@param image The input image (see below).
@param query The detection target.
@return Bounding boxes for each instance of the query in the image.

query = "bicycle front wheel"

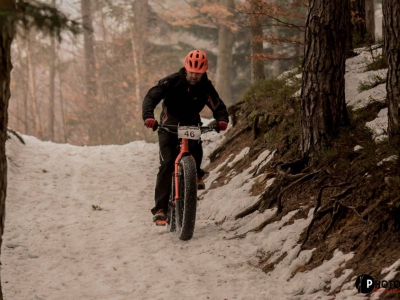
[175,156,197,241]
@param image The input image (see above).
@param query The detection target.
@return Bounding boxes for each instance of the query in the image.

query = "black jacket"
[142,68,229,126]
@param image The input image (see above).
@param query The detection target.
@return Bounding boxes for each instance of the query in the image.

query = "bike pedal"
[155,220,167,226]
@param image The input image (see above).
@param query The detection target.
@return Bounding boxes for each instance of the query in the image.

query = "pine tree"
[383,0,400,143]
[301,0,349,158]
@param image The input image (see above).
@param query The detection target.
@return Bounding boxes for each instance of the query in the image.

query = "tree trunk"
[382,1,387,57]
[365,0,375,42]
[48,0,56,141]
[383,1,400,143]
[346,0,354,58]
[133,0,149,94]
[80,0,98,144]
[57,50,67,143]
[0,1,16,298]
[124,0,141,104]
[123,0,150,141]
[132,0,151,141]
[216,0,235,106]
[351,0,367,46]
[301,0,349,158]
[24,28,42,138]
[250,0,265,82]
[15,36,28,132]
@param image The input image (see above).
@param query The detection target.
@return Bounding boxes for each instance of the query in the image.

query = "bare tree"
[365,0,375,42]
[49,0,56,141]
[15,36,28,132]
[250,0,265,82]
[301,0,349,158]
[81,0,98,143]
[216,0,235,106]
[383,0,400,143]
[133,0,150,96]
[24,28,42,138]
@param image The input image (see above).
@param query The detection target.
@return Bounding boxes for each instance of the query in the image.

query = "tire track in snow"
[3,136,269,300]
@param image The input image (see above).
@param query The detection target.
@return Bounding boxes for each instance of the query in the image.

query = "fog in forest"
[8,0,380,146]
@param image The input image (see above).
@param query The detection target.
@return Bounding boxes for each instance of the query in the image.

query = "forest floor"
[203,48,400,299]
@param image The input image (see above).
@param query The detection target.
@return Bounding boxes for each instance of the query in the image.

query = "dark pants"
[151,131,204,215]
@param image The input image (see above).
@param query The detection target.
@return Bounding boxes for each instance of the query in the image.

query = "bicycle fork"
[173,138,194,206]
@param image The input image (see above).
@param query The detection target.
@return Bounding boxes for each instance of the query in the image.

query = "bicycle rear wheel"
[175,156,197,241]
[167,174,176,232]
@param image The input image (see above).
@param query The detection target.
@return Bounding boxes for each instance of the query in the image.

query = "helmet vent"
[184,50,208,73]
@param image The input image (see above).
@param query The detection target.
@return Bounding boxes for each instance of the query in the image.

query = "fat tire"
[167,174,176,232]
[175,156,197,240]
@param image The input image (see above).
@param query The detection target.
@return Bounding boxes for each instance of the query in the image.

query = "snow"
[2,132,365,299]
[370,258,400,300]
[2,45,393,299]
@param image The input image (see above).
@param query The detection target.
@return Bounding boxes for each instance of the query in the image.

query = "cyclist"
[142,50,229,225]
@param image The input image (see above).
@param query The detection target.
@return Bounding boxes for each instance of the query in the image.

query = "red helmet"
[184,50,208,73]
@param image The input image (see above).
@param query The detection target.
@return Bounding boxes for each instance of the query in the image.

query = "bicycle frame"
[156,123,218,238]
[174,137,192,202]
[157,123,217,204]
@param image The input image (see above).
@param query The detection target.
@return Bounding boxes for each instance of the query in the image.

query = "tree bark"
[216,0,235,106]
[346,1,354,58]
[133,0,149,95]
[351,0,367,46]
[250,0,265,82]
[383,1,400,142]
[124,0,150,141]
[365,0,375,42]
[301,0,349,158]
[58,51,67,143]
[15,36,28,132]
[24,28,42,138]
[48,0,56,141]
[0,1,16,298]
[80,0,98,144]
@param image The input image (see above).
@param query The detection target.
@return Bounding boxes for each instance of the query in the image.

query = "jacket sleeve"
[205,80,229,123]
[142,77,171,121]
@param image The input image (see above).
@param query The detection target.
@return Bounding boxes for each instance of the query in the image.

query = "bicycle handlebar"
[155,123,220,134]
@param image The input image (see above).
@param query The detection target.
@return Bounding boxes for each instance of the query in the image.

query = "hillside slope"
[199,46,399,299]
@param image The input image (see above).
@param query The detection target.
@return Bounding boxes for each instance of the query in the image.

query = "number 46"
[184,131,195,137]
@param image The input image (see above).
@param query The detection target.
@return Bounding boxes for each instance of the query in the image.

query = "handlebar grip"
[153,122,159,131]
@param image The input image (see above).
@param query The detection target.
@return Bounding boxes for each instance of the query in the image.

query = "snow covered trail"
[2,135,268,300]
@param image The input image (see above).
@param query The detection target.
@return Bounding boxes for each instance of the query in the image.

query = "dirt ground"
[204,97,400,298]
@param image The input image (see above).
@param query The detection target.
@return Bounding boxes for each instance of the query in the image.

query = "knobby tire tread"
[176,156,197,240]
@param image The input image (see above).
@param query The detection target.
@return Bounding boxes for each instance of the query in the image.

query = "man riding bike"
[142,50,229,225]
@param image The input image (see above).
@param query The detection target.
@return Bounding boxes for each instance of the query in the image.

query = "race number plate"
[177,126,201,140]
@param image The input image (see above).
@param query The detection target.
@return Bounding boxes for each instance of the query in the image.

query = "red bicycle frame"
[173,138,194,202]
[156,123,217,204]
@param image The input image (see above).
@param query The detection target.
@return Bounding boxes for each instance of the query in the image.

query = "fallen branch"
[227,210,279,240]
[235,199,262,220]
[322,202,341,238]
[302,206,334,247]
[8,129,25,145]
